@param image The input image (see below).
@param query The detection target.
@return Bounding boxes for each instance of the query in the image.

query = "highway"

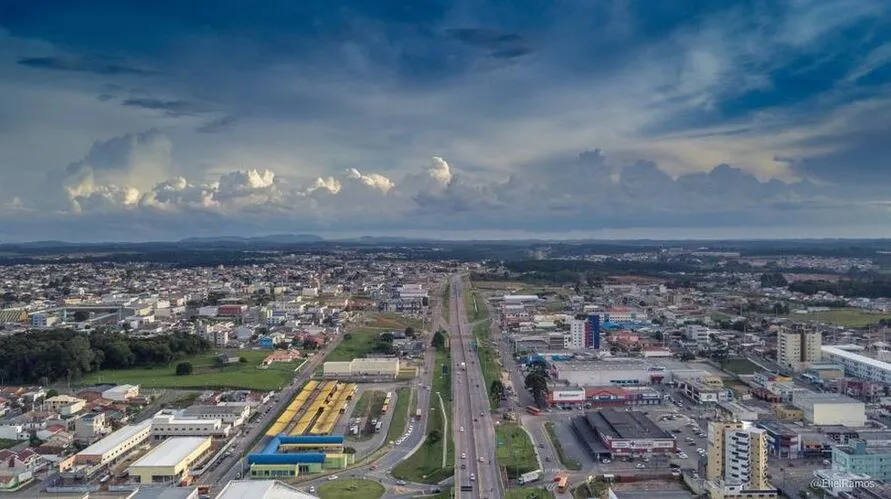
[450,276,503,499]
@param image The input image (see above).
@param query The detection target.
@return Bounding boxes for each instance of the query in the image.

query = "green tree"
[404,326,416,338]
[175,362,193,376]
[45,389,59,398]
[73,310,90,322]
[427,429,441,445]
[431,330,446,349]
[489,380,505,404]
[524,371,549,407]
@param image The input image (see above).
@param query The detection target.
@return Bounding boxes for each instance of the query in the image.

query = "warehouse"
[554,359,664,387]
[74,420,152,466]
[792,392,866,427]
[150,410,232,439]
[323,358,400,378]
[580,408,676,457]
[128,436,212,484]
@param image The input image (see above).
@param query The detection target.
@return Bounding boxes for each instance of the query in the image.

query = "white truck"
[518,469,542,485]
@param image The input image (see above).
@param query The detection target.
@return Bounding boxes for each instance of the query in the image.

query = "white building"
[102,384,139,402]
[0,424,28,441]
[565,318,586,350]
[323,358,401,378]
[180,405,250,426]
[149,410,231,439]
[821,345,891,384]
[791,392,866,427]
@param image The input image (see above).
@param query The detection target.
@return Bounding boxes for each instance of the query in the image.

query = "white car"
[327,475,338,481]
[601,459,611,464]
[461,453,467,459]
[470,474,476,481]
[460,426,464,432]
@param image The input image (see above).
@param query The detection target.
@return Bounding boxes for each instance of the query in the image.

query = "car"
[309,486,316,493]
[636,464,646,469]
[461,464,466,469]
[396,480,407,485]
[461,453,467,459]
[601,459,611,464]
[470,474,476,481]
[460,426,465,432]
[327,475,339,481]
[479,457,485,463]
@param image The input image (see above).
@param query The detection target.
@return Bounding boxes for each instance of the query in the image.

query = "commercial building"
[127,436,212,484]
[755,421,801,458]
[74,420,152,467]
[831,440,891,482]
[679,379,733,404]
[246,435,353,479]
[102,384,140,402]
[554,359,666,387]
[216,480,319,499]
[777,326,822,372]
[791,392,866,427]
[548,388,587,406]
[706,421,776,499]
[181,405,250,426]
[578,408,675,457]
[821,346,891,384]
[150,410,232,439]
[322,358,401,378]
[566,314,601,350]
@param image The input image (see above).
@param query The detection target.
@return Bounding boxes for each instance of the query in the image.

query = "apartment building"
[706,421,777,499]
[777,326,822,372]
[821,346,891,384]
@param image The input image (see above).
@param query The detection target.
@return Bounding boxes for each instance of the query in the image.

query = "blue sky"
[1,0,890,241]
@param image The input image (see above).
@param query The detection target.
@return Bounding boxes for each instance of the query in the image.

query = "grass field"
[0,439,18,450]
[326,327,382,362]
[368,312,423,331]
[545,422,581,471]
[442,282,450,324]
[572,481,608,499]
[465,289,488,322]
[472,321,501,408]
[318,479,384,499]
[386,387,412,444]
[78,350,297,390]
[793,308,891,328]
[496,424,538,478]
[505,488,554,499]
[721,358,761,375]
[393,347,454,483]
[471,280,525,291]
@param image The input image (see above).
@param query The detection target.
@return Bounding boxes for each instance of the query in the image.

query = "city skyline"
[2,1,891,241]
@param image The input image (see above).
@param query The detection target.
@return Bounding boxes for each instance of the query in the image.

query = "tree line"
[789,278,891,299]
[0,329,211,384]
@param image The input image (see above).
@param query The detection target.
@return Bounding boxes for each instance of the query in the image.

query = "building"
[755,421,801,459]
[548,387,587,406]
[579,408,675,457]
[180,405,250,426]
[247,435,353,479]
[554,359,665,387]
[777,326,822,372]
[216,480,319,499]
[43,395,87,416]
[150,410,231,439]
[678,379,733,404]
[74,420,152,467]
[706,421,776,499]
[74,412,110,442]
[566,314,601,350]
[791,392,866,427]
[821,346,891,384]
[102,384,140,402]
[832,440,891,482]
[323,358,401,378]
[127,436,212,484]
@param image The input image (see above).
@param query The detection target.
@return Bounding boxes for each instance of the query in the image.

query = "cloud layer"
[1,0,890,241]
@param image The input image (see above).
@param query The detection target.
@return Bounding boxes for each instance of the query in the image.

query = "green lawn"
[505,488,555,499]
[386,387,412,444]
[465,289,488,322]
[326,328,382,362]
[572,482,608,499]
[318,479,384,499]
[496,424,539,478]
[441,282,451,324]
[0,439,18,450]
[722,358,761,375]
[393,348,454,483]
[368,312,424,332]
[78,350,298,390]
[545,422,581,471]
[794,308,891,328]
[472,321,501,409]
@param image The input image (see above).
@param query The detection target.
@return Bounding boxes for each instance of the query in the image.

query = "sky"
[1,0,891,242]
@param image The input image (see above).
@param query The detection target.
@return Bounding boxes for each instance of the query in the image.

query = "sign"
[647,366,666,373]
[552,390,586,402]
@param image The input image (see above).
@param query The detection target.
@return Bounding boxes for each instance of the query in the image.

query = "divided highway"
[450,276,503,499]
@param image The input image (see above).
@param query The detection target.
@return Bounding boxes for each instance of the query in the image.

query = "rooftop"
[822,346,891,372]
[792,391,863,406]
[216,480,318,499]
[77,420,151,458]
[586,408,672,440]
[129,437,210,468]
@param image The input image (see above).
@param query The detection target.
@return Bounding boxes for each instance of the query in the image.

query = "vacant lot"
[369,312,423,331]
[393,348,453,483]
[79,350,297,390]
[796,308,891,328]
[722,358,761,375]
[326,327,383,362]
[496,425,538,478]
[545,422,581,470]
[318,479,384,499]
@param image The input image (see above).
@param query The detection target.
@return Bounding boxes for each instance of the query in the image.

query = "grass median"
[545,422,581,471]
[505,488,554,499]
[495,424,539,478]
[386,387,412,443]
[392,347,454,483]
[471,321,501,408]
[441,282,450,324]
[465,289,488,322]
[318,479,384,499]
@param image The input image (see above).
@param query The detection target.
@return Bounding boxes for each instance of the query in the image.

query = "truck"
[518,469,542,485]
[460,362,466,370]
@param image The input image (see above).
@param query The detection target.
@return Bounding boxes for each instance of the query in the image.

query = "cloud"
[120,98,205,116]
[198,115,238,133]
[17,56,156,76]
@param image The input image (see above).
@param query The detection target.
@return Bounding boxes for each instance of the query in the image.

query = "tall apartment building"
[566,314,601,350]
[706,421,776,499]
[777,326,822,372]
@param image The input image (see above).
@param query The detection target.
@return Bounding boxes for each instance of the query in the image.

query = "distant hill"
[179,234,325,244]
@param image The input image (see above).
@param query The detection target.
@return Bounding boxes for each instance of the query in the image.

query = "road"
[451,276,503,499]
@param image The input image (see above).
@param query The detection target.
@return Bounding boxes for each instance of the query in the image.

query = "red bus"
[526,406,541,415]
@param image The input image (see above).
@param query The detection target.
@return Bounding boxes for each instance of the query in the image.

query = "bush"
[175,361,193,376]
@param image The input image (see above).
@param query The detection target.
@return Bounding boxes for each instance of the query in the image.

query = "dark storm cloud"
[17,56,157,76]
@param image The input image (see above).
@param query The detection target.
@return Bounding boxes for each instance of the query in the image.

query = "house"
[258,335,276,349]
[102,384,139,402]
[0,448,44,473]
[74,412,110,442]
[217,353,241,365]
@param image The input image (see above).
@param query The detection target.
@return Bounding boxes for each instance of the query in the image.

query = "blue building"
[586,314,601,349]
[832,440,891,482]
[258,335,275,349]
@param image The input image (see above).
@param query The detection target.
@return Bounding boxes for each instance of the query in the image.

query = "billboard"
[552,390,586,402]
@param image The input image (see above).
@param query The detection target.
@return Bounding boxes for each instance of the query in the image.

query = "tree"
[45,389,59,398]
[431,330,446,349]
[427,429,441,445]
[679,351,696,362]
[524,371,549,407]
[175,362,193,376]
[489,380,505,404]
[404,326,416,338]
[73,310,90,322]
[238,357,247,363]
[302,338,317,350]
